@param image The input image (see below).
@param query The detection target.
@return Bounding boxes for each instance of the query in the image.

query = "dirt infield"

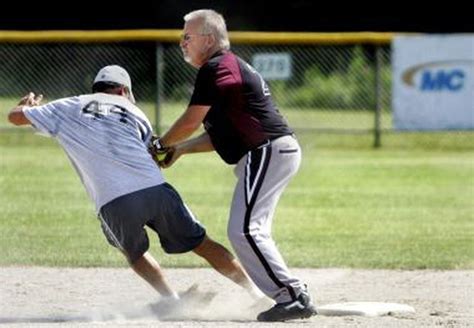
[0,267,472,327]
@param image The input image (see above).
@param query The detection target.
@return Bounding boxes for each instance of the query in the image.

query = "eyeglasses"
[181,33,211,42]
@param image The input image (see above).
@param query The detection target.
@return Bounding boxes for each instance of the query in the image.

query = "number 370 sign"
[252,53,292,80]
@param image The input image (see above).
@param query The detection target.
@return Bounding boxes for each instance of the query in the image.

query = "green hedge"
[273,47,392,110]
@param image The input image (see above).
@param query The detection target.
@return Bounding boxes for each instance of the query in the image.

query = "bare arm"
[177,132,214,154]
[159,132,214,168]
[7,93,43,126]
[160,105,210,147]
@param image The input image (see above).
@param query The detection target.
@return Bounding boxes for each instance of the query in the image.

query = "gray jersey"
[23,93,164,211]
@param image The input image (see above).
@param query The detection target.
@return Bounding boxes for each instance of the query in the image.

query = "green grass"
[1,128,473,269]
[158,102,474,151]
[1,99,473,268]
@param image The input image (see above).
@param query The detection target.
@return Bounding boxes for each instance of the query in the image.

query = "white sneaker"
[148,284,216,319]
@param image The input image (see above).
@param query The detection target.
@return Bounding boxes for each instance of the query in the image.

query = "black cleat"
[257,290,317,322]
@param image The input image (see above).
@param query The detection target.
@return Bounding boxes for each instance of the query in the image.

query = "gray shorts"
[98,183,206,263]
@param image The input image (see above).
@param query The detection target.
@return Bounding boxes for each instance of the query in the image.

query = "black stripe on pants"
[243,145,297,301]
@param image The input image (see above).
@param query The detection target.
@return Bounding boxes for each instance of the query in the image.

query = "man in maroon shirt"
[152,9,317,322]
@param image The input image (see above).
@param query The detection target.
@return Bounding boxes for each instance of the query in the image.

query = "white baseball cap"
[93,65,135,103]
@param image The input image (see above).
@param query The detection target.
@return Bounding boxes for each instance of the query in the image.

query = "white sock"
[249,287,266,300]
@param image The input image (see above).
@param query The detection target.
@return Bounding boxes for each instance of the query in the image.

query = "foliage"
[273,46,392,110]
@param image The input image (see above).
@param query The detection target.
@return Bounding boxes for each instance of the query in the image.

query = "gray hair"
[184,9,230,50]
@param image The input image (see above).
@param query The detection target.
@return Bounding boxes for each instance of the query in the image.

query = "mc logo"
[420,70,465,91]
[402,60,473,92]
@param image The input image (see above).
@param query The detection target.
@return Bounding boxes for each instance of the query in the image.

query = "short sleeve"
[189,64,217,106]
[23,97,78,137]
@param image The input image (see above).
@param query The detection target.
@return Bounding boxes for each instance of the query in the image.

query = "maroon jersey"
[189,51,293,164]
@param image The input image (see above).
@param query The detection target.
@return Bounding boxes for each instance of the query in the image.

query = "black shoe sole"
[257,307,317,322]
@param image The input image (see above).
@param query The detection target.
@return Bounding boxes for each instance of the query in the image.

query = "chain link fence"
[159,43,392,134]
[0,33,471,149]
[0,42,155,102]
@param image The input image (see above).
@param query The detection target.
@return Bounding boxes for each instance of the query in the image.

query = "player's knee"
[123,249,144,265]
[120,239,150,265]
[192,235,213,256]
[227,227,246,247]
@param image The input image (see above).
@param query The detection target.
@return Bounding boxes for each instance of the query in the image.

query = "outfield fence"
[0,31,471,148]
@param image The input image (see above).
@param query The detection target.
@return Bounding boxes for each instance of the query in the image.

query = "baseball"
[155,152,167,162]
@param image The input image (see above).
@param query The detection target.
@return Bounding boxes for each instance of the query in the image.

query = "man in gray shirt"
[8,65,261,311]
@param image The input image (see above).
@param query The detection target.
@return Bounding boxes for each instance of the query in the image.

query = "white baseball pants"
[228,135,306,303]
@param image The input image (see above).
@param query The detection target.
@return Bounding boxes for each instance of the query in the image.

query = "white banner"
[252,53,292,80]
[392,35,474,130]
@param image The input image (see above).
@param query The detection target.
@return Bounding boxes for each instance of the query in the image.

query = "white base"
[318,302,415,317]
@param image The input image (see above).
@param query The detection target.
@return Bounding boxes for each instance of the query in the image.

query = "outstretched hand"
[19,92,43,107]
[158,146,182,168]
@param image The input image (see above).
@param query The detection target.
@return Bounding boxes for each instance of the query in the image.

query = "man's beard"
[183,54,192,64]
[182,48,207,67]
